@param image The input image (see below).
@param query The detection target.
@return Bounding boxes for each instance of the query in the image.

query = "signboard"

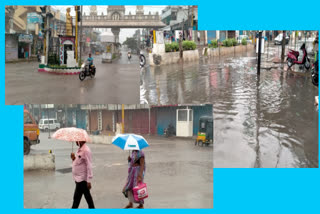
[175,30,182,39]
[27,13,43,24]
[27,13,43,31]
[156,31,164,44]
[18,34,33,43]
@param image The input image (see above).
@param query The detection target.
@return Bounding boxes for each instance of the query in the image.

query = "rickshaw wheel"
[198,140,203,147]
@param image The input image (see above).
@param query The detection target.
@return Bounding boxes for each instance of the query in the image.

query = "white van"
[39,118,61,131]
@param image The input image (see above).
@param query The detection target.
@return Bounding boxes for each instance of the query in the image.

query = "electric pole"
[79,6,83,64]
[257,31,262,75]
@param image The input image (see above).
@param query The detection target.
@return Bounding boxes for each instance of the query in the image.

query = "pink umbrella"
[52,127,91,152]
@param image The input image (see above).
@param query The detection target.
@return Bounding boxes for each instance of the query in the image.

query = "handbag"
[133,182,148,201]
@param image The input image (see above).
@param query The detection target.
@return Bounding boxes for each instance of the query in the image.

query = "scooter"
[287,43,310,69]
[164,124,176,138]
[79,60,96,81]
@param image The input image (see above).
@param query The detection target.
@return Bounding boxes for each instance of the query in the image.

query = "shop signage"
[19,34,33,43]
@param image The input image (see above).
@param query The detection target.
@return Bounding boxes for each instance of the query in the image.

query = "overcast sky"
[53,5,167,42]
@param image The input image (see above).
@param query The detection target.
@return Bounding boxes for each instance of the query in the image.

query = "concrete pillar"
[111,28,120,44]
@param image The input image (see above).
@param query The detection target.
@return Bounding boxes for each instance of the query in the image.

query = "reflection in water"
[141,50,318,168]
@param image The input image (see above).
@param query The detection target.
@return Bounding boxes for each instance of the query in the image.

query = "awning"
[160,25,171,31]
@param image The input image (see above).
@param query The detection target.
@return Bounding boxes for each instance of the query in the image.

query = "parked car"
[237,35,252,44]
[24,109,40,155]
[39,118,61,131]
[274,33,290,45]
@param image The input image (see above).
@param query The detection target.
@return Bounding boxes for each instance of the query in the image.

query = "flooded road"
[5,48,140,105]
[24,133,213,208]
[141,45,318,168]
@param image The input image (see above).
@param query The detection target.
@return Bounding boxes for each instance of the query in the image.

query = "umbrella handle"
[72,142,74,153]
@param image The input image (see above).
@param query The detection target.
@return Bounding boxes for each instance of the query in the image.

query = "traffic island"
[24,153,55,171]
[149,44,200,66]
[38,64,81,75]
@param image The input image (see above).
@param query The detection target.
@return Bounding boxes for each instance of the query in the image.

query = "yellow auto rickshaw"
[195,116,213,146]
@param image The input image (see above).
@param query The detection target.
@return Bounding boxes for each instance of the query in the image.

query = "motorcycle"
[164,124,176,138]
[311,52,318,87]
[287,43,310,69]
[79,60,96,81]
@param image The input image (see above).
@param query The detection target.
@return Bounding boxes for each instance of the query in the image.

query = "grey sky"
[52,6,167,42]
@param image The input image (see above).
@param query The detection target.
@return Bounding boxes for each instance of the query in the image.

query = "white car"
[39,118,61,131]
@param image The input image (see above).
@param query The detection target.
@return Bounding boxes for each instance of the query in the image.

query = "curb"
[38,66,81,75]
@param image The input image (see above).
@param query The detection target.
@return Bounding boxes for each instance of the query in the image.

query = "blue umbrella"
[112,134,149,150]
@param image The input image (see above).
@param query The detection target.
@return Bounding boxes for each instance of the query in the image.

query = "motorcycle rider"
[87,53,94,73]
[87,53,94,66]
[127,49,131,60]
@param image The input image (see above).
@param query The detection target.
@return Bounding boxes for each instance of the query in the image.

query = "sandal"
[136,204,144,209]
[124,203,133,208]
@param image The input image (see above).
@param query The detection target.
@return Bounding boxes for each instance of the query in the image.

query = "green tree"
[123,37,139,53]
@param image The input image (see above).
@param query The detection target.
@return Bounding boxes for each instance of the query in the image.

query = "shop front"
[18,34,33,59]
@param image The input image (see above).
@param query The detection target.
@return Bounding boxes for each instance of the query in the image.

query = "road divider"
[90,135,113,145]
[24,153,55,171]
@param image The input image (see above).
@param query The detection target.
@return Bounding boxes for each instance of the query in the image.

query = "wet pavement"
[24,133,213,208]
[140,43,318,168]
[6,49,141,105]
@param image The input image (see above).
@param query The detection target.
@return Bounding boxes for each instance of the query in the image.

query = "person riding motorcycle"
[127,49,132,60]
[87,53,94,66]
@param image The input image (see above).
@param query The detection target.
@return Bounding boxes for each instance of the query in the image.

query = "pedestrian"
[71,141,95,209]
[123,150,146,209]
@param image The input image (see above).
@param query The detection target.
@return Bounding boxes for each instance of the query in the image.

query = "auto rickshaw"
[195,116,213,146]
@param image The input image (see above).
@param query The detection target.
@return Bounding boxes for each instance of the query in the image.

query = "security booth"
[58,35,75,65]
[176,108,193,137]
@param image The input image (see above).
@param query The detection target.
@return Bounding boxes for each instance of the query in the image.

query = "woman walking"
[123,150,146,209]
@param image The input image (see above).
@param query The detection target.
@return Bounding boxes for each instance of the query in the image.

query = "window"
[24,113,33,124]
[44,120,49,124]
[178,110,187,121]
[49,120,54,124]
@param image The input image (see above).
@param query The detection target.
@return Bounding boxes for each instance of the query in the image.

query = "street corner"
[24,153,55,171]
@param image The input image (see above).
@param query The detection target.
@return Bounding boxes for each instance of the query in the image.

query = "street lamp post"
[45,10,50,65]
[79,6,83,64]
[75,6,79,63]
